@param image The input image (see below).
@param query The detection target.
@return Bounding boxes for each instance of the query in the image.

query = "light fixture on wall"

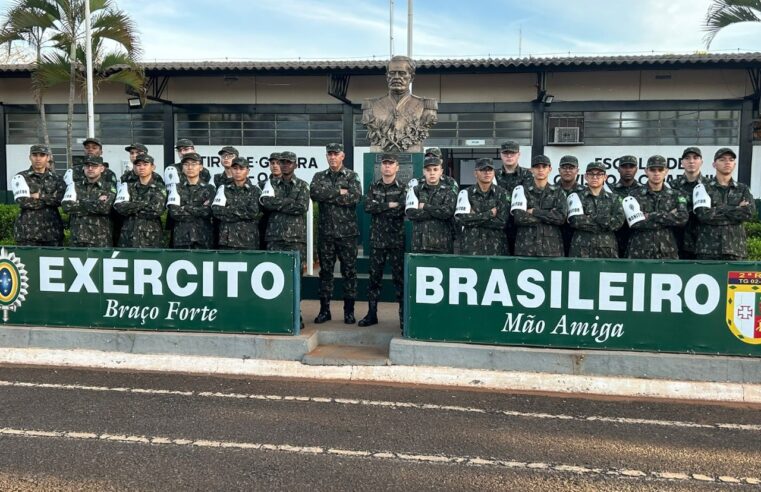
[127,96,143,109]
[542,93,554,105]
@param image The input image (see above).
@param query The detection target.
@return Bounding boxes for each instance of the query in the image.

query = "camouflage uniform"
[310,166,362,300]
[261,176,310,269]
[258,173,280,249]
[513,183,567,257]
[214,172,235,188]
[61,176,116,247]
[496,165,532,254]
[113,176,167,248]
[626,186,689,259]
[568,189,625,258]
[14,168,65,246]
[169,181,216,249]
[212,182,262,250]
[73,164,118,188]
[612,181,641,258]
[364,178,406,302]
[560,183,584,257]
[671,174,709,259]
[694,178,756,260]
[407,180,457,253]
[455,184,510,256]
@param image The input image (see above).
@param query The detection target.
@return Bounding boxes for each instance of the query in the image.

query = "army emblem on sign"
[726,271,761,345]
[0,248,29,322]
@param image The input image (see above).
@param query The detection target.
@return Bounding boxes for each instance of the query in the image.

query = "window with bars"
[6,112,165,145]
[354,112,533,147]
[175,113,343,146]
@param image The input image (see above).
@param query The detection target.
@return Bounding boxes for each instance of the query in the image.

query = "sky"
[3,0,761,61]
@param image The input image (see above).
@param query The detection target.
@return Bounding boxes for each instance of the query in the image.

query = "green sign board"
[405,254,761,357]
[0,247,300,334]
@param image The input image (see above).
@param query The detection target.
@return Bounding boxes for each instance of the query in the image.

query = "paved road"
[0,365,759,491]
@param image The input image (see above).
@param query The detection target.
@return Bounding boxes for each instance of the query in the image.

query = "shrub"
[744,220,761,239]
[748,237,761,261]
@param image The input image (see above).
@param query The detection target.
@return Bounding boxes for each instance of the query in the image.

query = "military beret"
[500,141,520,153]
[714,147,737,160]
[134,154,154,164]
[231,157,250,168]
[424,147,443,158]
[646,155,667,168]
[218,146,239,157]
[181,152,203,163]
[531,154,551,167]
[618,155,638,167]
[585,161,606,173]
[124,143,148,153]
[175,138,194,149]
[475,158,496,170]
[326,143,344,152]
[29,144,51,155]
[380,153,399,162]
[423,156,442,167]
[559,155,578,167]
[83,137,102,147]
[280,151,297,162]
[681,147,701,159]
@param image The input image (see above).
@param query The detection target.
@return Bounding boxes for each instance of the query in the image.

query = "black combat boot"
[343,299,356,324]
[314,297,331,324]
[357,300,378,327]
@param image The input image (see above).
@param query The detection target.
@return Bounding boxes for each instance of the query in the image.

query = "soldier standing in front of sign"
[495,141,532,254]
[78,137,118,188]
[612,155,641,257]
[407,156,458,253]
[358,153,406,328]
[671,147,709,259]
[171,139,211,184]
[694,148,756,260]
[454,158,510,256]
[114,154,166,248]
[557,155,583,256]
[626,155,689,259]
[258,152,282,249]
[169,152,215,249]
[61,155,116,248]
[212,157,262,250]
[214,146,239,188]
[310,143,362,324]
[567,162,625,258]
[13,144,65,246]
[513,155,567,257]
[121,143,148,183]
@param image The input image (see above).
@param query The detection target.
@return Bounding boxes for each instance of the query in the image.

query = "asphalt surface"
[0,365,759,491]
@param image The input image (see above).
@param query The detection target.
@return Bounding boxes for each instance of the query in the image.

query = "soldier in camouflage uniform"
[212,157,262,250]
[214,146,239,188]
[171,139,211,184]
[455,158,510,256]
[424,147,458,192]
[567,162,625,258]
[169,153,216,249]
[626,155,689,259]
[13,144,65,246]
[74,137,118,188]
[61,155,116,247]
[258,152,282,249]
[612,155,642,258]
[310,143,362,324]
[495,141,532,254]
[671,147,709,259]
[260,151,310,267]
[408,156,457,253]
[557,155,583,256]
[114,154,167,248]
[121,143,148,182]
[695,148,756,260]
[513,155,568,257]
[358,153,406,328]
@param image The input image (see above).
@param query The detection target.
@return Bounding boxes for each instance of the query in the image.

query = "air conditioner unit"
[552,126,580,144]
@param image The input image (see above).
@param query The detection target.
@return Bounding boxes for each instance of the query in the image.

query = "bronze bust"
[361,56,438,153]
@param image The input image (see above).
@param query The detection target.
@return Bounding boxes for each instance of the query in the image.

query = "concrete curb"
[0,347,759,404]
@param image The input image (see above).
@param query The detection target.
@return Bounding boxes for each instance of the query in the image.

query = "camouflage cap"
[83,137,102,147]
[134,154,154,164]
[531,154,551,167]
[424,147,443,158]
[218,146,239,157]
[618,155,638,167]
[500,141,520,153]
[231,156,250,168]
[84,155,104,165]
[585,161,606,173]
[423,156,442,167]
[280,151,297,162]
[646,155,667,169]
[326,143,344,152]
[475,158,496,170]
[559,155,579,167]
[175,138,194,149]
[380,153,399,163]
[269,152,282,161]
[681,146,702,159]
[714,147,737,160]
[29,144,51,155]
[181,152,203,163]
[124,143,148,153]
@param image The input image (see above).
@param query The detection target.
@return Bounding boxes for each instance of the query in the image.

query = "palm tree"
[704,0,761,48]
[0,0,143,165]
